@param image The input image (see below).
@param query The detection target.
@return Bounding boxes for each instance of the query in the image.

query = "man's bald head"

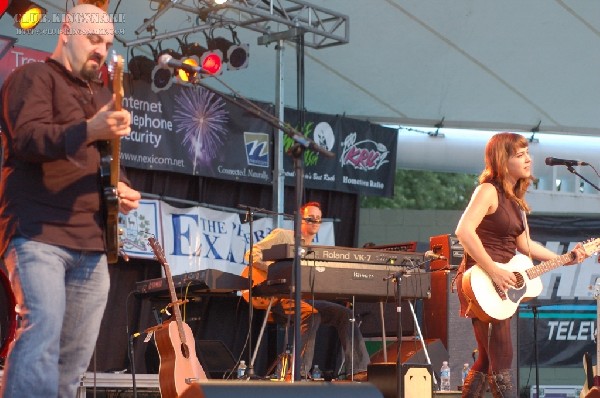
[53,3,114,81]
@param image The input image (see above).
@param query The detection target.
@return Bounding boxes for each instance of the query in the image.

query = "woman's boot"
[487,369,517,398]
[461,370,487,398]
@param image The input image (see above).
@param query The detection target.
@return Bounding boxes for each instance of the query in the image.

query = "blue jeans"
[1,237,110,398]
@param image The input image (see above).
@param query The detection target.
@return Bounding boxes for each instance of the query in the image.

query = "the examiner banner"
[119,199,335,276]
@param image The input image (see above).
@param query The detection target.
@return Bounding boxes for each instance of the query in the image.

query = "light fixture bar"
[126,0,348,49]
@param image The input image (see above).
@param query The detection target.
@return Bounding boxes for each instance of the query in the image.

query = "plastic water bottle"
[440,361,451,391]
[237,360,247,379]
[311,364,322,380]
[461,363,470,386]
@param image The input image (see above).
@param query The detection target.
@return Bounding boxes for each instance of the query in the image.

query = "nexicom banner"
[120,199,335,277]
[120,78,397,197]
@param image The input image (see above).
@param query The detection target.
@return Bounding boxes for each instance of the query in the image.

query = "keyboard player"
[243,201,370,380]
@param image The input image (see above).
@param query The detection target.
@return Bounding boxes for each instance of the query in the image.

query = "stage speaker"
[195,340,236,379]
[355,301,415,337]
[367,363,433,398]
[369,338,448,378]
[423,270,475,389]
[181,380,384,398]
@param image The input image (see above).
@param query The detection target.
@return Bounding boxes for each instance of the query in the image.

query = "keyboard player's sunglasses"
[303,217,322,224]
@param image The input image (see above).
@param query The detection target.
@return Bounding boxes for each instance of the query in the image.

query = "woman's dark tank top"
[464,183,525,269]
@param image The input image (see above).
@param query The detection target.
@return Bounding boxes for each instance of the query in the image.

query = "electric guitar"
[148,237,207,398]
[462,238,600,322]
[581,278,600,398]
[100,52,124,264]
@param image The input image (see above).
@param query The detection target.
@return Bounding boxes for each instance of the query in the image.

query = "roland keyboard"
[253,259,431,302]
[262,244,424,266]
[135,269,249,297]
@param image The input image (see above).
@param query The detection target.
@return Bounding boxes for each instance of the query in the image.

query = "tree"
[361,169,478,210]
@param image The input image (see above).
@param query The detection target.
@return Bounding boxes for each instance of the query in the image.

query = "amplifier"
[429,234,464,270]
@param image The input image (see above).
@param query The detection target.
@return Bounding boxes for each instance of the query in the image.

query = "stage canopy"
[1,1,600,137]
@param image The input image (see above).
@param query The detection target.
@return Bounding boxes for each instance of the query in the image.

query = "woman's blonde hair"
[479,132,534,212]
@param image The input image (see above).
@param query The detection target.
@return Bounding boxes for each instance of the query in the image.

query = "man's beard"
[80,60,101,81]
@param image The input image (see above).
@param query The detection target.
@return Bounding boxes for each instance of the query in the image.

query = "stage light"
[151,64,173,92]
[1,1,9,18]
[200,50,222,75]
[207,36,249,71]
[179,41,222,76]
[128,55,155,82]
[226,43,249,70]
[6,0,46,30]
[176,56,200,82]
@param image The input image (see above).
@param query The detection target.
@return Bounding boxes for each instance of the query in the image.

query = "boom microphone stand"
[184,74,333,382]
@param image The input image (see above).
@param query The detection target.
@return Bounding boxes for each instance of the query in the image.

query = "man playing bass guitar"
[0,4,140,397]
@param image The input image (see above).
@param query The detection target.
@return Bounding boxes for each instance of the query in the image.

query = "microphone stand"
[565,165,600,192]
[384,269,406,398]
[532,305,540,398]
[242,205,256,379]
[237,204,292,377]
[183,75,333,382]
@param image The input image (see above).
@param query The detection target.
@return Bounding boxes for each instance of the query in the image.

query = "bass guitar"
[148,237,207,398]
[462,238,600,322]
[100,52,124,264]
[581,278,600,398]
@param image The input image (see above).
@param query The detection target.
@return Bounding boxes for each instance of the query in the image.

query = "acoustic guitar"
[100,52,124,264]
[240,265,273,310]
[148,237,207,398]
[581,278,600,398]
[462,238,600,322]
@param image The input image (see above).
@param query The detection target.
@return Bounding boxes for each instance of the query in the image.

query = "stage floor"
[0,371,495,397]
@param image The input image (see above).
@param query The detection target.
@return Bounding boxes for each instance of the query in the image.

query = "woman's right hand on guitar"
[490,265,517,291]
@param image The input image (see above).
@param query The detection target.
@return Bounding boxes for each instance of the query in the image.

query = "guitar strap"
[519,206,534,261]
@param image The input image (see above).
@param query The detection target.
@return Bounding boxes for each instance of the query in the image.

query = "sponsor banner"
[119,78,396,197]
[120,79,274,184]
[513,234,600,368]
[283,110,397,197]
[118,199,335,276]
[518,304,596,367]
[0,51,396,197]
[0,35,49,83]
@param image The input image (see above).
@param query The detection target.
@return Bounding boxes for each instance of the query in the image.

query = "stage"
[72,372,495,398]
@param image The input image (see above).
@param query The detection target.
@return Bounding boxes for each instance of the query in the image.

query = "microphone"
[424,250,446,261]
[158,54,202,74]
[545,157,589,166]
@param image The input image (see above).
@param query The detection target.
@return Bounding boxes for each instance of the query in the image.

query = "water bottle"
[440,361,451,391]
[461,363,470,386]
[237,360,247,379]
[311,364,322,380]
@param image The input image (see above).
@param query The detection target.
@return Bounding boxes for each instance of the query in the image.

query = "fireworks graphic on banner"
[173,86,229,174]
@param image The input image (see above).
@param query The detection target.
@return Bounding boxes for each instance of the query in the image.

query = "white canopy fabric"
[3,0,600,136]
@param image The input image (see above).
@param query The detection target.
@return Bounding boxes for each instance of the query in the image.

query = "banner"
[516,235,600,368]
[0,45,397,197]
[119,199,335,276]
[119,78,397,197]
[0,35,49,83]
[283,110,397,197]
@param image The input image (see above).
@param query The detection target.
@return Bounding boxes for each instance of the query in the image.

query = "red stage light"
[201,51,223,75]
